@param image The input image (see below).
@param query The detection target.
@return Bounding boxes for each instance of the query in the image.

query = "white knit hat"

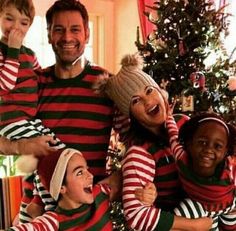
[37,148,83,201]
[93,52,167,116]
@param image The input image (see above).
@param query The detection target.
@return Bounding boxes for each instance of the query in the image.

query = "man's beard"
[53,42,83,67]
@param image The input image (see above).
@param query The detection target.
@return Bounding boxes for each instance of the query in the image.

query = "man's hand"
[15,136,59,156]
[135,182,157,206]
[0,135,58,156]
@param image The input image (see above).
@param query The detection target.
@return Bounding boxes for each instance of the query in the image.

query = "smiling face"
[0,4,31,44]
[59,153,94,209]
[187,121,228,177]
[130,86,167,134]
[48,10,89,66]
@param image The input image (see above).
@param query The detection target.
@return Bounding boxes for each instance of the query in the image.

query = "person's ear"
[85,27,90,44]
[60,185,66,195]
[48,32,52,44]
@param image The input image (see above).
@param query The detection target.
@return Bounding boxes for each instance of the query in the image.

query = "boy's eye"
[214,143,224,150]
[197,139,207,146]
[5,16,13,21]
[21,22,29,26]
[76,170,83,176]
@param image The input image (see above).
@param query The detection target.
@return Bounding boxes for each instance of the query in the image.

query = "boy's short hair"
[46,0,89,30]
[0,0,35,23]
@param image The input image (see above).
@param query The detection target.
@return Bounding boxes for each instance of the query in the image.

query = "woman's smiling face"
[130,86,167,133]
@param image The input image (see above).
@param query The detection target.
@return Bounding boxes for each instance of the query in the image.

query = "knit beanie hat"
[37,148,83,201]
[93,52,168,116]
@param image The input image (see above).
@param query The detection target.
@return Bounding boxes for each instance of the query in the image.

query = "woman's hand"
[135,182,157,206]
[167,98,177,116]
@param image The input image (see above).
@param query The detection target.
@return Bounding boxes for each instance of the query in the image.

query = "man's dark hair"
[46,0,89,30]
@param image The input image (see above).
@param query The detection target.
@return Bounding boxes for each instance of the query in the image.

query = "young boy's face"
[0,4,31,43]
[60,153,94,209]
[187,121,228,177]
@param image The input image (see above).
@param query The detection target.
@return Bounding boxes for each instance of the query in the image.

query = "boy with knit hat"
[7,148,113,230]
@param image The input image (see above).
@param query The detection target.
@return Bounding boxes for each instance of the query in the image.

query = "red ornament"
[190,71,206,91]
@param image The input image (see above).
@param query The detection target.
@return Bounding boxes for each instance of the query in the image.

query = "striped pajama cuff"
[0,119,65,149]
[174,198,219,231]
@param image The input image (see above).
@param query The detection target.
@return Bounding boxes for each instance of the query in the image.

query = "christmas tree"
[136,0,236,124]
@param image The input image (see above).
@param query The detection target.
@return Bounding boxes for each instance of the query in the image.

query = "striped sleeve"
[99,183,111,195]
[122,146,174,231]
[112,107,130,141]
[0,48,20,91]
[7,212,59,231]
[166,115,185,160]
[32,54,41,70]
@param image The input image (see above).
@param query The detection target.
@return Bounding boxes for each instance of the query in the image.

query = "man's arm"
[0,136,58,156]
[0,136,19,155]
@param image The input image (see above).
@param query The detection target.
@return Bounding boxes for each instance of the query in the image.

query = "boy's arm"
[99,170,157,205]
[112,106,130,142]
[0,48,20,91]
[7,211,58,231]
[170,216,212,231]
[166,114,186,160]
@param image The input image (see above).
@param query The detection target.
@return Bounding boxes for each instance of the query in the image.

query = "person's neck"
[142,123,162,136]
[55,56,87,79]
[58,197,82,210]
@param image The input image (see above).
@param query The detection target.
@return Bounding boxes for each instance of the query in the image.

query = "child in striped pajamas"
[7,148,114,231]
[0,0,65,223]
[93,52,213,231]
[7,148,157,231]
[0,0,64,147]
[166,111,236,230]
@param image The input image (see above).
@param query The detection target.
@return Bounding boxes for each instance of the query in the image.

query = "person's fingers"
[144,182,157,197]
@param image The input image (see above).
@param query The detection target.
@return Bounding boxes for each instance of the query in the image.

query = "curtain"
[137,0,155,43]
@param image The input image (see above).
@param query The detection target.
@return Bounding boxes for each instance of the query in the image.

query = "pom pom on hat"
[94,52,167,116]
[37,148,83,201]
[120,52,144,70]
[15,155,39,174]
